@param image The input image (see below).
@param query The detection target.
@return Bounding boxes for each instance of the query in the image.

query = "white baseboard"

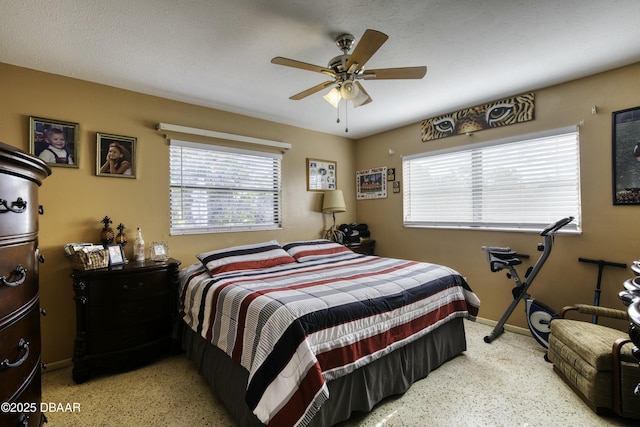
[473,316,530,336]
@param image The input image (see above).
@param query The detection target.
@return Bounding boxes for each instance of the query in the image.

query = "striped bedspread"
[179,253,480,427]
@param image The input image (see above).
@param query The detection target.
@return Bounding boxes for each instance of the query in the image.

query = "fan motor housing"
[328,54,350,73]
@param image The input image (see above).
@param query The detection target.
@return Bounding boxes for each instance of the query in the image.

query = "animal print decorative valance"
[421,92,535,141]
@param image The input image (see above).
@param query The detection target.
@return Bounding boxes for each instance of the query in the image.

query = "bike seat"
[489,255,522,272]
[488,248,517,260]
[482,246,524,272]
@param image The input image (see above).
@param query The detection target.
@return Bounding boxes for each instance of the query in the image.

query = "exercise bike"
[481,216,574,349]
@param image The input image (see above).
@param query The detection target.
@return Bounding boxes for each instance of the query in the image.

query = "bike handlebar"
[482,217,573,276]
[540,216,574,236]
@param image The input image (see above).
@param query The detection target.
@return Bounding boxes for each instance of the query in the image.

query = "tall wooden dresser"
[0,142,51,427]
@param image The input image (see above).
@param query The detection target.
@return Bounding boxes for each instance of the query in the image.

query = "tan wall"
[355,62,640,331]
[0,63,356,365]
[2,61,639,365]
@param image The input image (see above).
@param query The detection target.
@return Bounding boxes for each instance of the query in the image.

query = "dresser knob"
[0,264,27,287]
[0,338,30,369]
[123,282,144,291]
[40,308,47,316]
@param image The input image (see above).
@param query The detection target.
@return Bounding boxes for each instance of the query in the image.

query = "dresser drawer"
[0,173,40,238]
[87,294,172,331]
[0,361,42,427]
[83,270,171,303]
[0,299,41,403]
[87,318,171,354]
[0,241,38,321]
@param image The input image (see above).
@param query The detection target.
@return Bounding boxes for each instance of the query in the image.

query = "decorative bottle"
[133,227,145,262]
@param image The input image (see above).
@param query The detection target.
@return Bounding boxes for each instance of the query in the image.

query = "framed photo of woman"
[96,133,136,178]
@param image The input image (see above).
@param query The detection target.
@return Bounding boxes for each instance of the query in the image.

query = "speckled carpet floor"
[42,320,638,427]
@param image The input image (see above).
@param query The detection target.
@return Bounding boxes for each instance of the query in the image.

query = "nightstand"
[345,240,375,255]
[71,258,181,383]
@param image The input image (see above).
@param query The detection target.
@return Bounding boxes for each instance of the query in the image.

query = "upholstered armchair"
[548,304,640,419]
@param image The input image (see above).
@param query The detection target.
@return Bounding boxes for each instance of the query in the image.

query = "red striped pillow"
[282,240,356,263]
[197,240,295,275]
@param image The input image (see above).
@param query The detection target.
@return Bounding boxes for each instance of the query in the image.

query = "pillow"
[196,240,295,275]
[282,239,357,263]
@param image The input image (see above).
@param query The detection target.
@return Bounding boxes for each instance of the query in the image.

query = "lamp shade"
[322,190,346,213]
[323,87,341,109]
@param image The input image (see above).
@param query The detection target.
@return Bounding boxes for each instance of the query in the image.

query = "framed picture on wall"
[356,167,387,200]
[307,158,336,191]
[29,116,79,168]
[612,106,640,204]
[96,132,136,178]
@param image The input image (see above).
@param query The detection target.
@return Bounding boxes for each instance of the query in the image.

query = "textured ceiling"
[2,0,640,139]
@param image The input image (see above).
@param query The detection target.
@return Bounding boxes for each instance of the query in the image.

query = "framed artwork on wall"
[29,116,79,168]
[307,158,336,191]
[612,106,640,204]
[356,167,387,200]
[96,132,136,178]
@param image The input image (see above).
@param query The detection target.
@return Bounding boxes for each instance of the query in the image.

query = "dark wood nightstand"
[71,258,181,383]
[345,240,375,255]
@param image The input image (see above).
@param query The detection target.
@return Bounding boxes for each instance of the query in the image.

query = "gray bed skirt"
[180,317,467,427]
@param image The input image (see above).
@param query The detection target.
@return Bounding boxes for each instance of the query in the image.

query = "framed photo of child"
[96,132,137,178]
[29,116,79,168]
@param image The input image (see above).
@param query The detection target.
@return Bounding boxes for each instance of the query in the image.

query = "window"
[403,127,581,232]
[169,140,282,235]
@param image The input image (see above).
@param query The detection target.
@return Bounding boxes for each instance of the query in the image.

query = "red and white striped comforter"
[179,253,480,427]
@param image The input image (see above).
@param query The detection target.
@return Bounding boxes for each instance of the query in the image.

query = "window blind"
[403,127,581,232]
[169,140,282,234]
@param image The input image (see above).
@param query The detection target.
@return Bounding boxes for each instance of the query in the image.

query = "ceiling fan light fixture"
[339,80,359,100]
[352,91,370,108]
[323,87,341,108]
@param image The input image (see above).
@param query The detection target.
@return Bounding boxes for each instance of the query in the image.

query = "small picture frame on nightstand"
[150,242,170,261]
[106,244,125,266]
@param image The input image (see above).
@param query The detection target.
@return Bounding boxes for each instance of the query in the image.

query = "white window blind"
[169,140,282,234]
[403,127,581,232]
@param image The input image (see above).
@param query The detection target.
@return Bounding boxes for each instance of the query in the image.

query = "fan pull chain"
[344,99,349,133]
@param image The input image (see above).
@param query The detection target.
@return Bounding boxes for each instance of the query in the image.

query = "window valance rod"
[157,123,291,150]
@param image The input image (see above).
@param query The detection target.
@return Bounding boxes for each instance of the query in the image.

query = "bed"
[177,239,480,427]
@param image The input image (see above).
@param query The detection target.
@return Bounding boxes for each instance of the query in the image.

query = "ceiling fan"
[271,29,427,109]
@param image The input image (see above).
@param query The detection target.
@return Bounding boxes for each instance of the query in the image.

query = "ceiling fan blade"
[360,66,427,80]
[344,29,388,71]
[271,57,335,77]
[290,81,335,100]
